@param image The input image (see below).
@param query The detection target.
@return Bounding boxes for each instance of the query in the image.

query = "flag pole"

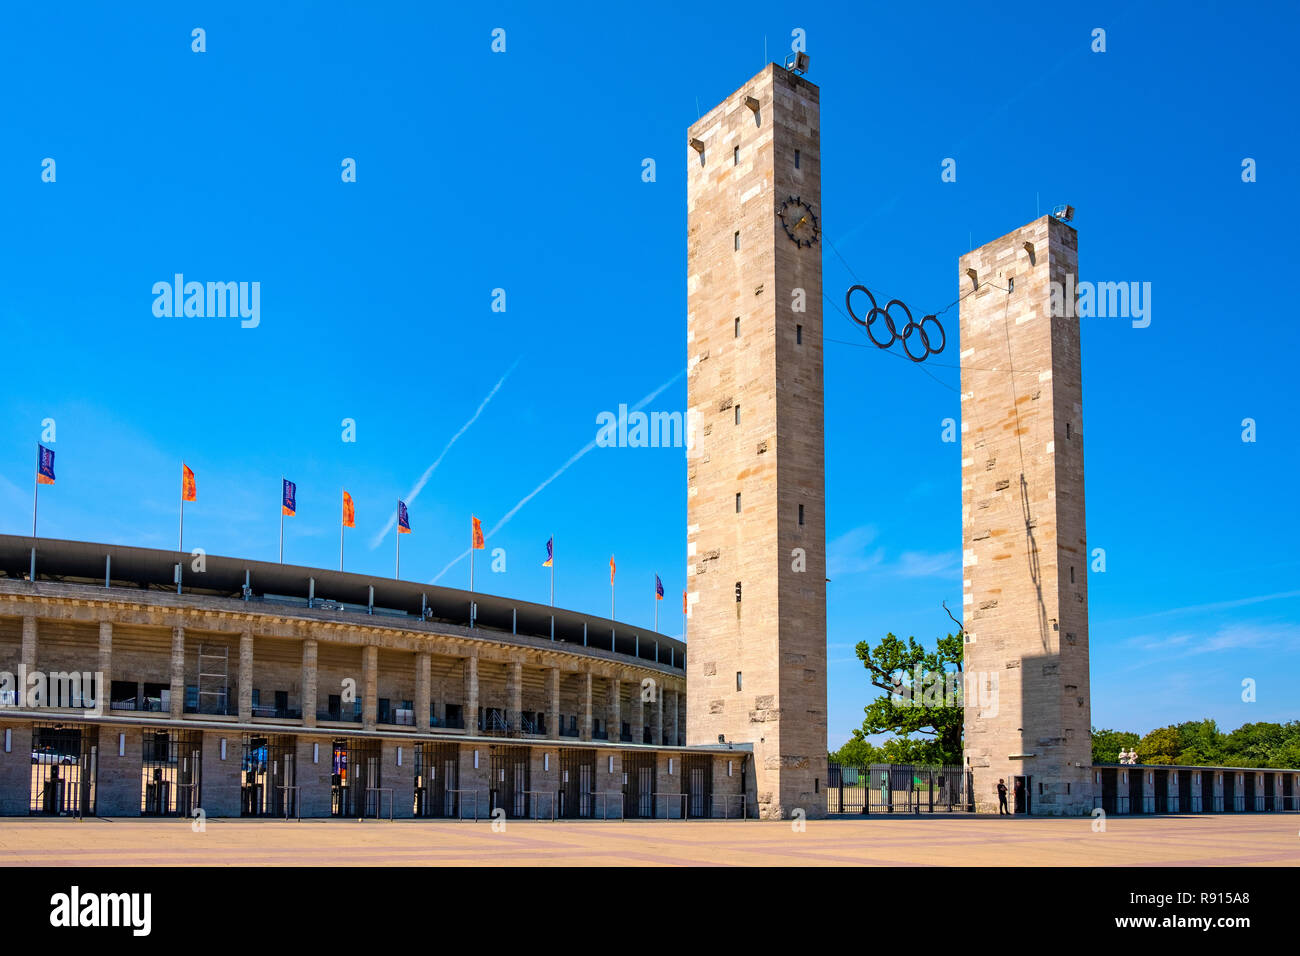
[179,463,185,554]
[470,520,475,593]
[278,477,284,563]
[339,490,344,572]
[654,576,658,632]
[550,532,554,607]
[395,504,401,579]
[31,465,38,540]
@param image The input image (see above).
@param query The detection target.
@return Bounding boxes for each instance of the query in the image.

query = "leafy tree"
[1173,719,1225,764]
[1136,726,1181,765]
[849,629,965,765]
[1091,727,1139,764]
[829,733,884,766]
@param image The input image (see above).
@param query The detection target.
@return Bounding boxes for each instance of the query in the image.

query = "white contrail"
[369,358,520,548]
[429,368,686,584]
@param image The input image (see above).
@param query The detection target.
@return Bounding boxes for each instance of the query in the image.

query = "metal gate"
[141,729,202,817]
[622,751,656,818]
[684,755,711,819]
[414,742,459,817]
[560,748,594,818]
[489,747,530,818]
[241,734,296,817]
[828,763,973,813]
[331,738,381,818]
[30,724,98,817]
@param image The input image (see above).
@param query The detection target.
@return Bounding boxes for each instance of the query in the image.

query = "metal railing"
[362,787,394,821]
[521,790,558,821]
[653,793,689,820]
[710,794,747,820]
[593,791,625,820]
[450,788,487,821]
[278,785,301,820]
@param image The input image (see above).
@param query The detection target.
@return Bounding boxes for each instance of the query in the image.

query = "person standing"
[997,778,1009,815]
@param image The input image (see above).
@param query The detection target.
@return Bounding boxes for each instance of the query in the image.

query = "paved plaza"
[1,814,1296,866]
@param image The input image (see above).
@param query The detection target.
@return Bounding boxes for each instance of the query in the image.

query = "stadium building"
[0,535,748,819]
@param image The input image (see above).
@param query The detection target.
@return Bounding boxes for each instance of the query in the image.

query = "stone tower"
[685,64,828,819]
[959,215,1093,815]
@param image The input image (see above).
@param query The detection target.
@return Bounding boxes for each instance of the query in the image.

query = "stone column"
[97,621,112,710]
[581,671,593,741]
[362,644,377,730]
[608,678,622,742]
[547,668,560,739]
[655,680,665,746]
[301,639,318,728]
[169,626,185,719]
[21,616,37,676]
[630,678,644,744]
[507,661,522,732]
[238,631,253,721]
[414,652,431,731]
[671,689,680,746]
[463,656,478,732]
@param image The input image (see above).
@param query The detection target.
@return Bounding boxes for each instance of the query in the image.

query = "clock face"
[779,196,819,247]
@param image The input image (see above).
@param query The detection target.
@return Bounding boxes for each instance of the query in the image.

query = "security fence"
[827,763,974,814]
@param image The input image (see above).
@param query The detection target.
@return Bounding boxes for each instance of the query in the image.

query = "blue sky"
[2,2,1297,747]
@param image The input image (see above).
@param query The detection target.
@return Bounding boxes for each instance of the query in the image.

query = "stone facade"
[685,63,828,820]
[0,572,754,818]
[959,215,1093,814]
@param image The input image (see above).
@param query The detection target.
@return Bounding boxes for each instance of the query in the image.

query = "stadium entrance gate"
[141,729,201,817]
[331,738,381,818]
[241,734,296,817]
[489,746,530,818]
[30,723,97,817]
[559,748,594,818]
[414,741,459,817]
[622,751,656,818]
[826,763,974,813]
[684,754,711,818]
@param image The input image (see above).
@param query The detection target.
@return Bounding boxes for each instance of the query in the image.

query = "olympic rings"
[845,284,946,363]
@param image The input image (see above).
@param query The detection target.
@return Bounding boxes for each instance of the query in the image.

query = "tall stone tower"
[959,215,1092,815]
[685,64,828,819]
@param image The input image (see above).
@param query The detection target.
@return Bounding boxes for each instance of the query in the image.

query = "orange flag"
[182,464,197,502]
[342,491,355,529]
[471,515,485,549]
[610,555,616,584]
[682,590,687,614]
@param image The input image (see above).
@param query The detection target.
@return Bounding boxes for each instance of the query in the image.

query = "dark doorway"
[414,742,459,818]
[1284,775,1294,812]
[685,755,712,819]
[241,734,296,817]
[559,749,594,818]
[1244,773,1257,812]
[1153,770,1169,813]
[141,729,201,817]
[1127,769,1143,814]
[1263,774,1275,812]
[1177,770,1193,812]
[1100,768,1118,814]
[30,724,97,817]
[1013,775,1030,814]
[1222,772,1236,812]
[622,751,656,818]
[489,746,530,818]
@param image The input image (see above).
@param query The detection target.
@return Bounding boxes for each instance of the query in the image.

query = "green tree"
[829,733,884,766]
[1136,726,1181,764]
[1091,727,1139,764]
[1173,719,1224,765]
[849,629,965,765]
